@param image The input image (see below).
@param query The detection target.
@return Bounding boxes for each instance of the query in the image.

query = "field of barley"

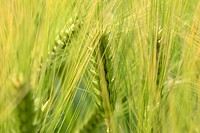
[0,0,200,133]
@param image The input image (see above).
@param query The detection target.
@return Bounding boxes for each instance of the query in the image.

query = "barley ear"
[37,14,83,81]
[11,74,41,133]
[87,32,116,133]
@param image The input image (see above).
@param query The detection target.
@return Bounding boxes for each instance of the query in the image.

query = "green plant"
[1,0,200,133]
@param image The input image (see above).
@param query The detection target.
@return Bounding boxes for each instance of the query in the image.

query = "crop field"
[0,0,200,132]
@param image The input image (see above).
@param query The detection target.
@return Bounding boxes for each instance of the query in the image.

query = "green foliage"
[1,0,200,133]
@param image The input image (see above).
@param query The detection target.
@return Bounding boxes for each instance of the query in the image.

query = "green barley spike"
[49,14,82,68]
[36,15,83,131]
[38,14,83,78]
[11,74,40,133]
[87,32,116,132]
[99,33,116,110]
[17,90,39,133]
